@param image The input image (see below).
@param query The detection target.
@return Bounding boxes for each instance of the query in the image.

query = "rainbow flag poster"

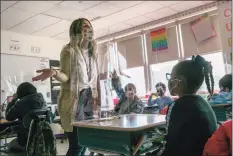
[150,27,168,53]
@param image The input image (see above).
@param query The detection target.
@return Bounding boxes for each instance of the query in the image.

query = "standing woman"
[32,18,99,156]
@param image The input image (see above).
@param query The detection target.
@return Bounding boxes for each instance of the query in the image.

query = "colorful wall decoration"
[150,27,168,53]
[218,1,232,67]
[190,13,216,43]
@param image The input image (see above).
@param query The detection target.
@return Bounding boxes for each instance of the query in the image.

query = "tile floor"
[1,138,93,156]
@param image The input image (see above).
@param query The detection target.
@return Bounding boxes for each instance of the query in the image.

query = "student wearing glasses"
[147,82,173,112]
[146,55,217,156]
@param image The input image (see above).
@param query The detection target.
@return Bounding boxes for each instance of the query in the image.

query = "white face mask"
[125,91,135,98]
[156,86,164,96]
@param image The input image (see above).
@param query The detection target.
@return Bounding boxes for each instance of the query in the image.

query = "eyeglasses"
[166,73,171,80]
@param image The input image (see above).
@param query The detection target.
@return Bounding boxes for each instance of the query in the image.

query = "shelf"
[51,83,61,87]
[50,59,61,104]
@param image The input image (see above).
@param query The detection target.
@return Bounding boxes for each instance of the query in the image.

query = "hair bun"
[192,55,206,67]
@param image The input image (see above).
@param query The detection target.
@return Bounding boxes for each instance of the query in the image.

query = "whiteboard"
[1,53,51,103]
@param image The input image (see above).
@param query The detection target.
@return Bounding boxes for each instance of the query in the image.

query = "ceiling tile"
[1,7,36,30]
[169,1,206,12]
[85,2,122,17]
[1,1,18,12]
[156,1,182,7]
[91,18,111,30]
[126,1,165,15]
[32,20,71,37]
[109,23,132,33]
[44,4,97,21]
[60,1,103,11]
[144,7,177,20]
[49,1,63,4]
[102,9,141,26]
[52,31,70,41]
[123,16,153,27]
[94,28,111,39]
[12,1,56,13]
[106,1,143,9]
[10,14,61,34]
[202,1,214,4]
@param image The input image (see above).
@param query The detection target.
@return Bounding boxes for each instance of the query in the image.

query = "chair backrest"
[23,109,50,151]
[212,107,227,122]
[23,109,50,130]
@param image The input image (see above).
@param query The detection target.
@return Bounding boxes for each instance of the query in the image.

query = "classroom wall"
[1,31,68,104]
[1,30,68,60]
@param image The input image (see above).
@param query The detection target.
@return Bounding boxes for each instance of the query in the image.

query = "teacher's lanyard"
[81,50,92,82]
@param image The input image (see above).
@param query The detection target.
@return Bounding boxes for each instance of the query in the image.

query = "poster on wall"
[190,13,216,43]
[150,27,168,53]
[40,57,49,69]
[39,57,50,85]
[218,1,232,67]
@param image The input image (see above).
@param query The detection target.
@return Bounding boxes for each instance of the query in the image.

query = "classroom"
[0,1,232,156]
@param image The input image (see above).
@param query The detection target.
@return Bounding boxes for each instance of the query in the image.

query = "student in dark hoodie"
[146,55,217,156]
[5,82,47,151]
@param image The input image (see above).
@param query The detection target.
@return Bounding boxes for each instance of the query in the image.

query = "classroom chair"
[0,109,50,155]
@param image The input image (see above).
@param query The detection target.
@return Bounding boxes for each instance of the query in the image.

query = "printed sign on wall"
[150,27,168,53]
[218,1,232,66]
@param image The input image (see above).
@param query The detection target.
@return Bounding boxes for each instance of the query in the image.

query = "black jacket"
[6,93,47,146]
[161,95,218,156]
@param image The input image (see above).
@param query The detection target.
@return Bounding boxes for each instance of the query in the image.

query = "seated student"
[219,74,232,93]
[147,82,173,112]
[203,119,232,156]
[209,74,232,104]
[111,70,144,115]
[146,55,217,156]
[5,82,47,151]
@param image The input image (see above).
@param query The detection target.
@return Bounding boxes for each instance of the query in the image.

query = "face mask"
[125,91,134,98]
[168,79,181,95]
[84,33,93,41]
[156,86,164,96]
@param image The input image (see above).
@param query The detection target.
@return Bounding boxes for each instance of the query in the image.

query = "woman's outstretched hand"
[32,69,56,81]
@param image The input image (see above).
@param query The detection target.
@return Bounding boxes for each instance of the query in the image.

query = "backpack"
[25,121,56,156]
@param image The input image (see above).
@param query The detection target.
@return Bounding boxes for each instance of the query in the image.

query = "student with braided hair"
[146,55,217,156]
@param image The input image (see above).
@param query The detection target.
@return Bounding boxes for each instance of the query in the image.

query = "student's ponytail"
[192,55,214,96]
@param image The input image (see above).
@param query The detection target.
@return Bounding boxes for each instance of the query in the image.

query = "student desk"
[71,114,166,155]
[211,104,232,121]
[0,119,18,131]
[0,119,18,149]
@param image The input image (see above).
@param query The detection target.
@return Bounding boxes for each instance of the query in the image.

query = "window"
[122,66,146,97]
[150,60,178,95]
[186,52,226,94]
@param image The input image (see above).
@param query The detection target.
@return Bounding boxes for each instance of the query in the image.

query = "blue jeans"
[65,127,86,156]
[66,88,93,156]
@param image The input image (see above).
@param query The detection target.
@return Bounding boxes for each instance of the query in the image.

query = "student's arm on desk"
[5,98,18,114]
[147,95,157,106]
[5,98,31,121]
